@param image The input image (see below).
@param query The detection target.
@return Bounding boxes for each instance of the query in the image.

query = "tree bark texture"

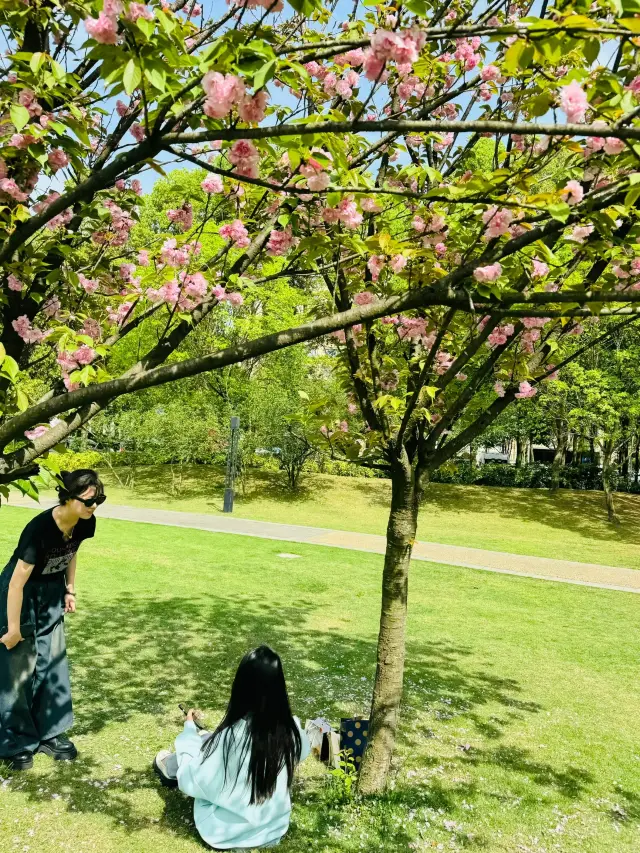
[358,454,418,795]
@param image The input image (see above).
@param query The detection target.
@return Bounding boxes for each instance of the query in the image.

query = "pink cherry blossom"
[390,255,407,273]
[225,291,244,307]
[515,381,537,399]
[137,249,150,266]
[494,381,506,397]
[127,3,154,21]
[131,179,143,196]
[337,199,363,229]
[167,203,193,232]
[473,263,502,283]
[78,273,99,294]
[47,149,70,172]
[354,290,377,305]
[603,137,625,156]
[561,180,584,205]
[25,426,48,441]
[0,178,29,203]
[481,65,501,82]
[412,215,426,233]
[130,123,145,142]
[202,72,245,119]
[532,259,549,278]
[367,256,385,281]
[568,224,594,243]
[43,296,61,318]
[116,100,128,117]
[238,91,269,124]
[219,219,250,248]
[362,49,386,81]
[84,12,119,44]
[228,139,260,178]
[74,344,97,366]
[482,206,513,240]
[559,80,588,123]
[267,227,294,256]
[7,274,23,292]
[202,174,224,194]
[12,315,45,344]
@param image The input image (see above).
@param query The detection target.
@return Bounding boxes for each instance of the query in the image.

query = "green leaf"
[503,40,525,75]
[253,59,276,91]
[527,90,553,118]
[0,355,19,381]
[30,52,46,73]
[624,185,640,208]
[621,0,640,15]
[619,16,640,32]
[288,150,301,172]
[155,8,176,34]
[137,17,155,38]
[123,59,142,95]
[16,388,29,412]
[286,0,323,14]
[298,390,310,400]
[519,44,535,69]
[10,103,30,132]
[50,59,66,82]
[14,479,39,501]
[548,202,571,223]
[144,66,166,92]
[583,38,600,65]
[404,0,428,14]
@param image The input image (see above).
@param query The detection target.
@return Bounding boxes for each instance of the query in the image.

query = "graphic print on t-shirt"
[41,542,80,576]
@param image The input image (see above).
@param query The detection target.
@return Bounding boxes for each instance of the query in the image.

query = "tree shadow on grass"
[0,593,603,851]
[418,483,640,550]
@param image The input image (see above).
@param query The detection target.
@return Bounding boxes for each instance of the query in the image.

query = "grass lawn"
[1,506,639,853]
[43,463,640,569]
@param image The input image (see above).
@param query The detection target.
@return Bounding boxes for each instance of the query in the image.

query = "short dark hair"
[57,469,104,505]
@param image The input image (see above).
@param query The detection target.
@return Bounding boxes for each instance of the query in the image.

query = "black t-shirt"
[1,508,96,586]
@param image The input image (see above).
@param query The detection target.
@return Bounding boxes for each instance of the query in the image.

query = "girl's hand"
[64,594,76,614]
[186,709,195,722]
[0,629,23,650]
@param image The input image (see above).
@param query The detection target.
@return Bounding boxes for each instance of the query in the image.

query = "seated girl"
[154,645,310,850]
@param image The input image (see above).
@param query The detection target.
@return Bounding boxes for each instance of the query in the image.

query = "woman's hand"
[64,593,76,614]
[0,629,23,650]
[186,709,195,722]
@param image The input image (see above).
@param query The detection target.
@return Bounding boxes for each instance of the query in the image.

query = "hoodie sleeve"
[175,722,223,801]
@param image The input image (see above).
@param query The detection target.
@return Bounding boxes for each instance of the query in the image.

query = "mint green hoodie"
[175,717,310,850]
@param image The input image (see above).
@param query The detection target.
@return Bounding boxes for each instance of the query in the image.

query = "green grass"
[1,505,640,852]
[51,463,640,569]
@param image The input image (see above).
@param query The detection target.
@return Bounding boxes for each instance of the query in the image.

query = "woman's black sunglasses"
[74,494,107,507]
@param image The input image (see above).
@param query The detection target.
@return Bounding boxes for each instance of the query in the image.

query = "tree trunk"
[602,439,619,525]
[550,421,567,493]
[571,433,579,466]
[515,435,524,468]
[634,435,639,486]
[358,454,418,795]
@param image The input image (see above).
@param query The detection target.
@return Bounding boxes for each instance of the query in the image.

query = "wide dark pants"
[0,578,73,757]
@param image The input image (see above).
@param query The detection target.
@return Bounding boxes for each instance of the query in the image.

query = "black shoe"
[37,736,78,761]
[1,751,34,771]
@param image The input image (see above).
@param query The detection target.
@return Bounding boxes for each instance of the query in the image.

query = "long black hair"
[201,646,302,804]
[57,469,104,504]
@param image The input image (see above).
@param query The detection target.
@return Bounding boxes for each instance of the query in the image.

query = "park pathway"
[7,497,640,593]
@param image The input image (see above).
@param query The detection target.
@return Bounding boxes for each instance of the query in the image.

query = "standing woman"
[0,469,105,770]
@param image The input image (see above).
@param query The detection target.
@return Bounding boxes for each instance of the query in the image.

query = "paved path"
[7,497,640,594]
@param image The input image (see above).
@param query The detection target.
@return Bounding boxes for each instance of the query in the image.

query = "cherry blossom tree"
[2,0,640,791]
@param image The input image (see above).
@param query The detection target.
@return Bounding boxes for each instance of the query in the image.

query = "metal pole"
[223,416,240,513]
